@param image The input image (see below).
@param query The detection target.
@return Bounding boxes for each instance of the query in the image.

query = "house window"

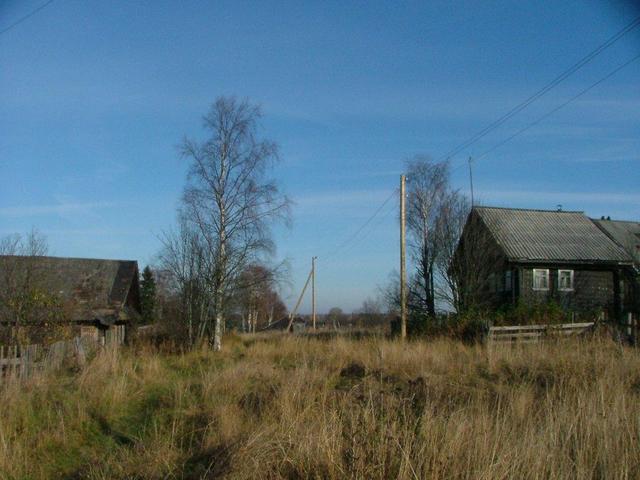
[532,269,549,290]
[505,271,512,292]
[558,270,574,291]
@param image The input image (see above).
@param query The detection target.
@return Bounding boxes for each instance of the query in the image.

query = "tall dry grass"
[1,333,639,479]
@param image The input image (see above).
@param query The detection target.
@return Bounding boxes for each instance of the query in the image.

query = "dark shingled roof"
[474,206,633,264]
[593,219,640,265]
[0,255,140,324]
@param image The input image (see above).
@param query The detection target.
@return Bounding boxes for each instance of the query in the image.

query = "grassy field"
[1,332,639,479]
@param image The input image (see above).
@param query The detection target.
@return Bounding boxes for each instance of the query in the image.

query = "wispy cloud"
[576,98,640,111]
[477,190,640,204]
[295,189,395,208]
[324,169,403,181]
[0,201,116,217]
[544,142,640,163]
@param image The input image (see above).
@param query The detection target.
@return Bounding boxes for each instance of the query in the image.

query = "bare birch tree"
[235,264,287,333]
[405,156,449,317]
[157,215,213,346]
[434,191,471,311]
[176,97,290,350]
[378,270,401,315]
[446,209,504,312]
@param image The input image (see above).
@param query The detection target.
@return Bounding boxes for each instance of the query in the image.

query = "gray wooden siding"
[518,267,614,313]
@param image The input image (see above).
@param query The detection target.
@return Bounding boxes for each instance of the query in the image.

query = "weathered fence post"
[74,337,87,367]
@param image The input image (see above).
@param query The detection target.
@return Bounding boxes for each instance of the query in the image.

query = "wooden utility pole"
[287,267,313,332]
[468,156,475,206]
[312,256,317,330]
[400,175,407,339]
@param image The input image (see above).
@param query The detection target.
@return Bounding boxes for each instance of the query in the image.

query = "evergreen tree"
[140,266,156,323]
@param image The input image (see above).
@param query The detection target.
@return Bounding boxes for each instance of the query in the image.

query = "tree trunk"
[428,263,436,317]
[213,309,222,351]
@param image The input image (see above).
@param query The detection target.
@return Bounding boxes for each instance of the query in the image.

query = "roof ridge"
[0,254,136,263]
[592,218,640,224]
[473,205,633,264]
[474,205,584,214]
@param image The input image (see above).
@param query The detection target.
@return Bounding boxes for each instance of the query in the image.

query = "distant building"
[260,316,306,333]
[0,255,140,344]
[454,207,635,320]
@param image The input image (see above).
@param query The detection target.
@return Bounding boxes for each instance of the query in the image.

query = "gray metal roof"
[593,219,640,264]
[0,255,140,322]
[474,206,633,264]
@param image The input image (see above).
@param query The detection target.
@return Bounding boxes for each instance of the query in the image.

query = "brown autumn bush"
[1,332,639,479]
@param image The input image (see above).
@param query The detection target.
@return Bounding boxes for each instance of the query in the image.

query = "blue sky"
[1,0,639,312]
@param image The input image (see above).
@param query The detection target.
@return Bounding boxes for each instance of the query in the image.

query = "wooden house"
[593,218,640,315]
[0,255,140,344]
[454,207,635,320]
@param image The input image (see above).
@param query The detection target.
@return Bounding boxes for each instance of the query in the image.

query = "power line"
[0,0,56,37]
[322,188,398,262]
[439,14,640,163]
[476,52,640,160]
[334,198,398,261]
[323,189,397,261]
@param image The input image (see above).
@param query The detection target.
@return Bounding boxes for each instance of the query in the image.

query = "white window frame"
[558,269,574,292]
[532,269,549,291]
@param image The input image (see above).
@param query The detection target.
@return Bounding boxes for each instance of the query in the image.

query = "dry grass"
[1,333,640,479]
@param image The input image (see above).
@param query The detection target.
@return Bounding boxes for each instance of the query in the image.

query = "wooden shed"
[0,255,140,345]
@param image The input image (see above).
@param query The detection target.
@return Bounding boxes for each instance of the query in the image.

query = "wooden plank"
[489,322,594,332]
[487,321,595,347]
[0,358,22,366]
[491,338,541,345]
[492,335,543,342]
[489,332,543,339]
[490,325,548,332]
[551,322,594,329]
[490,328,590,339]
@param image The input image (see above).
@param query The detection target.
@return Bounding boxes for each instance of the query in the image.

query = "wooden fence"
[625,313,639,346]
[0,344,43,378]
[487,322,596,345]
[0,334,119,382]
[105,324,126,346]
